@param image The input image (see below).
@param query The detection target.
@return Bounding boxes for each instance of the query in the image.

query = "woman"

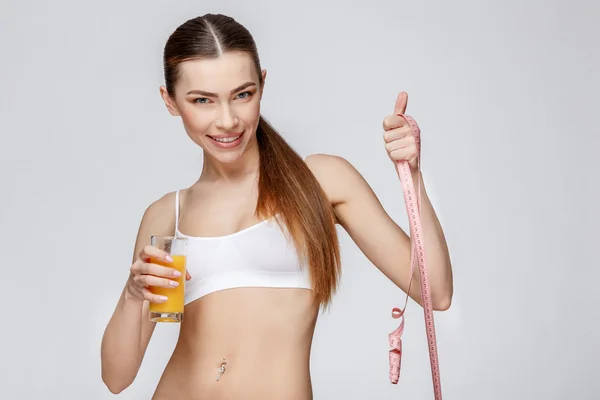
[101,13,453,399]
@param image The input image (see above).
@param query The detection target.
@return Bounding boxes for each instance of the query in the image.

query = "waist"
[153,288,318,399]
[177,329,314,366]
[157,335,313,400]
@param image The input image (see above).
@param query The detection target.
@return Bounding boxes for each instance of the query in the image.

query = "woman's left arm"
[305,92,453,311]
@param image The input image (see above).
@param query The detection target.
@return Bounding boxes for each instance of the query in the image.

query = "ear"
[159,85,181,116]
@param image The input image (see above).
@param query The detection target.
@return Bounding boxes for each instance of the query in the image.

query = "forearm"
[100,285,147,393]
[411,170,453,310]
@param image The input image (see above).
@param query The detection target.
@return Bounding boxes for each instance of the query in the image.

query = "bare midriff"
[152,287,320,400]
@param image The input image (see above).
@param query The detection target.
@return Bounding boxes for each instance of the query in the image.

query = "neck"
[199,138,260,183]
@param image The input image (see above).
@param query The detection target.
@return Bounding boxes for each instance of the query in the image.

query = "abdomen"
[153,287,319,400]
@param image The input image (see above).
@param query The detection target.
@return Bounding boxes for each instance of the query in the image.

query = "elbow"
[106,385,125,395]
[433,296,452,311]
[416,294,451,311]
[102,369,134,395]
[103,378,130,395]
[432,286,453,311]
[433,272,453,311]
[100,345,139,394]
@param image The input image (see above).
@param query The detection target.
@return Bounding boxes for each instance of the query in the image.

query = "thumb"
[394,91,408,115]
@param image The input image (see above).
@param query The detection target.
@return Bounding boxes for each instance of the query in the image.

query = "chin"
[209,150,246,164]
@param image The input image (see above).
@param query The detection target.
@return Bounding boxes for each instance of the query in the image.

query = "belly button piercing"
[216,357,227,381]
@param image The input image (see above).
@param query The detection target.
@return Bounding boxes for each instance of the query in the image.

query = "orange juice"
[149,254,187,322]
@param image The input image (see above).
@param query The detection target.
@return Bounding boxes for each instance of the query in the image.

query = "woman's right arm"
[100,195,178,394]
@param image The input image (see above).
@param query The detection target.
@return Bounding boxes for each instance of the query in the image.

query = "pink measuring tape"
[387,114,442,399]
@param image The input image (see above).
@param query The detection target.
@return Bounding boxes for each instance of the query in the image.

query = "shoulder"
[303,153,364,205]
[303,153,355,177]
[130,191,178,261]
[139,191,178,235]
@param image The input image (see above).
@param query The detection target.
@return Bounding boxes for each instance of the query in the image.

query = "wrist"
[124,280,144,304]
[411,168,421,181]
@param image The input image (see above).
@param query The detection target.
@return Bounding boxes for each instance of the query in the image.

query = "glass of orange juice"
[149,236,188,323]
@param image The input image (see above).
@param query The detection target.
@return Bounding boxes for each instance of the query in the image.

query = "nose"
[215,104,240,131]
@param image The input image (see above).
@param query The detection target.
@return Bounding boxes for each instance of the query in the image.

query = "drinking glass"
[148,236,188,322]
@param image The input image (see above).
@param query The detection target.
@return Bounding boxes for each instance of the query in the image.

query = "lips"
[208,131,244,148]
[208,131,242,140]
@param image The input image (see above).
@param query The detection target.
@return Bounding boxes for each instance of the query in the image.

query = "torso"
[152,179,321,400]
[153,288,319,400]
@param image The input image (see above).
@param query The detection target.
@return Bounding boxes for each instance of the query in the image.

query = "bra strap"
[175,190,180,233]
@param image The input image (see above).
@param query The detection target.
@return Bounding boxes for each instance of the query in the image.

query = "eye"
[193,97,210,104]
[236,91,253,99]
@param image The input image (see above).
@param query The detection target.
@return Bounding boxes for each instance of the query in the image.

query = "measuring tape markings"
[388,114,443,399]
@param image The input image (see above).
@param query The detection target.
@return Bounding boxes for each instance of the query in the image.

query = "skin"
[100,51,453,400]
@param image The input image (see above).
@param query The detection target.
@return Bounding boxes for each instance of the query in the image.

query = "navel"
[215,357,228,381]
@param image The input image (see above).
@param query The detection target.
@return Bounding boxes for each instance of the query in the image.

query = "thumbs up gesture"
[382,92,418,172]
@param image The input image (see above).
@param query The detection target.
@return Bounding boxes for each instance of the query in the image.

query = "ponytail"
[255,115,341,310]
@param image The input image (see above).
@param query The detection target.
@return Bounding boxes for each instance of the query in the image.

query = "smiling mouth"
[207,132,244,146]
[209,134,242,143]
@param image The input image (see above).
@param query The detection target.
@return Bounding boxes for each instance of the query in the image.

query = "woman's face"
[160,51,266,164]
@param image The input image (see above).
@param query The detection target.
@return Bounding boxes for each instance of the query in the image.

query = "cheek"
[179,106,212,133]
[238,100,261,127]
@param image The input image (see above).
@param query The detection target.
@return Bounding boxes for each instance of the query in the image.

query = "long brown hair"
[162,14,341,309]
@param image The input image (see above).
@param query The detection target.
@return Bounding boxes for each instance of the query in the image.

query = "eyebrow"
[186,82,256,97]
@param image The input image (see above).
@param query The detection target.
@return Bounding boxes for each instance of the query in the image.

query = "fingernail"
[159,296,168,301]
[173,270,182,277]
[166,255,174,263]
[169,280,179,287]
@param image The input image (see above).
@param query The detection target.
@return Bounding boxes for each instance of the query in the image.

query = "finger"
[142,288,168,304]
[383,126,413,143]
[385,137,412,154]
[389,146,417,161]
[139,245,173,263]
[136,274,180,289]
[139,262,182,278]
[186,271,192,281]
[394,91,408,115]
[130,259,143,275]
[382,114,408,131]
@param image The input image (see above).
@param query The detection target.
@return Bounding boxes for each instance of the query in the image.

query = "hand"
[382,92,418,172]
[126,245,192,303]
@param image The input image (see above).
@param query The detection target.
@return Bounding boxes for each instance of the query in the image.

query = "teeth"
[213,135,240,143]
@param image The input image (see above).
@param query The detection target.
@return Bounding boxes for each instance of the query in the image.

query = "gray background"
[1,0,598,399]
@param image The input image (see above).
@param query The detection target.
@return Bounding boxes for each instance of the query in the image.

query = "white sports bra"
[174,190,313,305]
